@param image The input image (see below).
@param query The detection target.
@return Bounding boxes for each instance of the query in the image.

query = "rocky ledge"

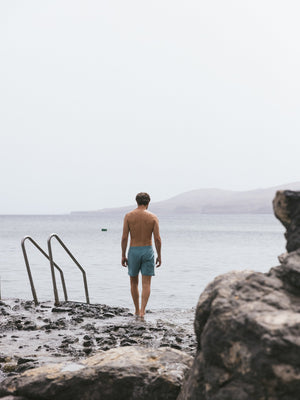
[0,346,193,400]
[0,300,195,382]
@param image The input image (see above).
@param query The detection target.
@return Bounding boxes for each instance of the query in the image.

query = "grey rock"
[82,347,92,355]
[52,307,72,313]
[178,264,300,400]
[16,362,37,373]
[273,190,300,252]
[17,358,35,365]
[0,347,192,400]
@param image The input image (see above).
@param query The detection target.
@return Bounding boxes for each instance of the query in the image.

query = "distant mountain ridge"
[72,182,300,215]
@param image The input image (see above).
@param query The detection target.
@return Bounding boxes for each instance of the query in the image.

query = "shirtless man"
[121,192,162,317]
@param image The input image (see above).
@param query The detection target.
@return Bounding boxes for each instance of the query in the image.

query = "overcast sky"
[1,1,300,214]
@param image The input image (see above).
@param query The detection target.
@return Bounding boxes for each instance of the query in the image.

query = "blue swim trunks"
[128,246,155,277]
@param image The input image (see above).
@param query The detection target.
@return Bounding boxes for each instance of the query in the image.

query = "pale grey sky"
[1,1,300,214]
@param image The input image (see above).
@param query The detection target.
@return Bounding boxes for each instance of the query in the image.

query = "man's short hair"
[136,192,151,206]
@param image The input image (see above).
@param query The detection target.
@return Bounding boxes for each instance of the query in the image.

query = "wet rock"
[16,362,37,373]
[103,312,115,318]
[120,337,138,346]
[0,347,192,400]
[52,307,72,313]
[170,344,181,351]
[98,321,196,355]
[61,302,130,320]
[273,190,300,252]
[17,358,35,366]
[82,323,98,332]
[70,316,84,323]
[41,318,67,331]
[61,337,78,345]
[22,322,37,331]
[82,348,92,355]
[2,364,17,373]
[23,301,34,311]
[178,264,300,400]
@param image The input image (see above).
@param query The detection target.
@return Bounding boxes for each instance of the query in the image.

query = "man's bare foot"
[139,311,145,318]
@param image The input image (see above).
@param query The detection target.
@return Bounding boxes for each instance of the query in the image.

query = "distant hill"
[72,182,300,215]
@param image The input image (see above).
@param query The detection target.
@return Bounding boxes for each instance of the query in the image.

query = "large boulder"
[0,346,192,400]
[178,252,300,400]
[273,190,300,252]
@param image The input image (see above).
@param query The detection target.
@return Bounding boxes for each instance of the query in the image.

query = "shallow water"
[0,214,285,310]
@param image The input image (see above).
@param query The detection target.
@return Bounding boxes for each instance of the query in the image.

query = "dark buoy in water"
[101,228,108,232]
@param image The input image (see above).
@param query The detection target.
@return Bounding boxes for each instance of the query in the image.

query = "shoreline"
[0,298,196,382]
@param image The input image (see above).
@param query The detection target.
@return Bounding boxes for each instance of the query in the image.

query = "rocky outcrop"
[0,347,192,400]
[273,190,300,252]
[178,251,300,400]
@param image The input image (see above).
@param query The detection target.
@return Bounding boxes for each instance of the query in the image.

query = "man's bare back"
[123,209,159,247]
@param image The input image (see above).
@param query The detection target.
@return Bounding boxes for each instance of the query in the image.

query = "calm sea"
[0,214,285,311]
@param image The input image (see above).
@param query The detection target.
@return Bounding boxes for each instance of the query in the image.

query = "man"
[121,192,162,317]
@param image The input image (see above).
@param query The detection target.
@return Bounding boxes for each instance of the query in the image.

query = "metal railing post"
[21,237,40,306]
[21,236,68,305]
[47,238,60,306]
[47,234,90,304]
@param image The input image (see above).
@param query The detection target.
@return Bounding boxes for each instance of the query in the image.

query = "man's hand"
[122,256,128,267]
[156,257,161,267]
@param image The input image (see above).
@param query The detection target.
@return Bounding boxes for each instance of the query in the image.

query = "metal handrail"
[47,233,90,306]
[21,236,68,306]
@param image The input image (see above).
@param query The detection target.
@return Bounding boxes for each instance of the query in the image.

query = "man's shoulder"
[145,210,159,220]
[125,209,137,217]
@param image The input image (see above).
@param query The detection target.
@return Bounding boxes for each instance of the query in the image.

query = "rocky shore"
[0,299,196,383]
[1,189,300,399]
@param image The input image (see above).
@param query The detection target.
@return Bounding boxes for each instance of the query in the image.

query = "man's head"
[136,192,151,206]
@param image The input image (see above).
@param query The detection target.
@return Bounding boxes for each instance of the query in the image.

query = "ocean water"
[0,214,285,311]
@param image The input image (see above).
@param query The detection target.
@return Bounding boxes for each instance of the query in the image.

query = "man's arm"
[153,217,162,267]
[121,215,129,266]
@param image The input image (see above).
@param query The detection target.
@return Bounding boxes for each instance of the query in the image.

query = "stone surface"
[178,261,300,400]
[0,300,195,382]
[0,347,192,400]
[273,190,300,252]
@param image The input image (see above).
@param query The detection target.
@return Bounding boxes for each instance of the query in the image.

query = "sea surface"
[0,214,285,311]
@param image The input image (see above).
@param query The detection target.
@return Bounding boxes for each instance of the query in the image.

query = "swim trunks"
[128,246,155,277]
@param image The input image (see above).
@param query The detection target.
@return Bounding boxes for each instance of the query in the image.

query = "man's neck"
[137,205,148,211]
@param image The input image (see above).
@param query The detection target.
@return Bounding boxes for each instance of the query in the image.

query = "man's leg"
[140,275,152,317]
[130,276,140,315]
